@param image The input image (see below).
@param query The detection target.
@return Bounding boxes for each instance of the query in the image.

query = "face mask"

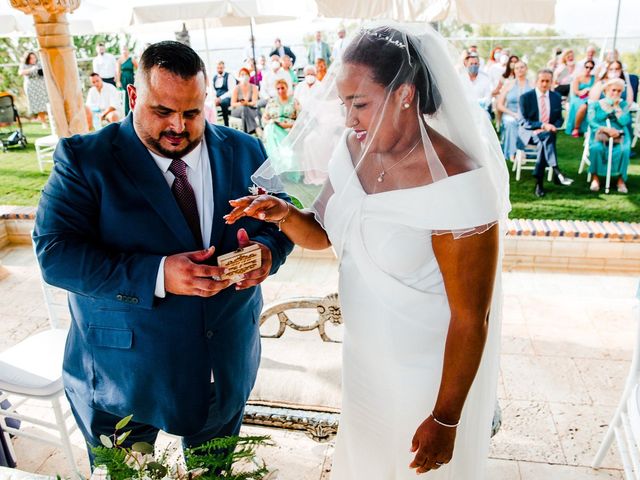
[271,61,280,70]
[499,54,509,66]
[607,70,621,79]
[606,97,615,105]
[305,75,316,85]
[493,51,501,61]
[239,75,249,84]
[468,65,480,75]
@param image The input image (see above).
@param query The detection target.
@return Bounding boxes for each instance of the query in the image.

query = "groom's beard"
[145,130,203,159]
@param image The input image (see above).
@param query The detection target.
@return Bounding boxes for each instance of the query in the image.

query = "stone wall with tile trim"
[1,206,639,274]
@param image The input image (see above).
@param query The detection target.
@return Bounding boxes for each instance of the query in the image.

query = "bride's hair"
[342,26,442,116]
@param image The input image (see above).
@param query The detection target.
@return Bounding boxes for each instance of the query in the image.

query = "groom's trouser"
[67,382,245,468]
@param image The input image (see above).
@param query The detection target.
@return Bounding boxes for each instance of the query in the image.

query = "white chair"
[34,104,59,173]
[630,103,639,148]
[512,144,553,182]
[580,122,616,194]
[592,282,640,478]
[229,116,245,131]
[578,126,592,182]
[0,256,78,474]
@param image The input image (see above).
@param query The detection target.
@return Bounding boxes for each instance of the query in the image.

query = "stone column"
[10,0,88,136]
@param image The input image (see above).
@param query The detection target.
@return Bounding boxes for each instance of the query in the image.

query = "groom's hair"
[137,41,207,85]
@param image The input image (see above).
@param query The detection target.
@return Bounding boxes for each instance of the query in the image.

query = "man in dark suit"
[519,68,573,197]
[212,60,236,126]
[33,41,293,458]
[269,38,296,65]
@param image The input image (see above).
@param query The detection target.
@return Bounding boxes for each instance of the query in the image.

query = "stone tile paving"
[0,245,636,479]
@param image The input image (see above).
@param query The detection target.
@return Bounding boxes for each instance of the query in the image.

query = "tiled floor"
[0,244,636,479]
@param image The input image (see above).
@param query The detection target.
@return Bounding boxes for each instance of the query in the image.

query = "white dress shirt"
[85,83,124,117]
[464,71,492,109]
[332,38,346,61]
[213,73,237,100]
[149,139,214,298]
[535,88,550,123]
[92,53,117,79]
[294,81,316,109]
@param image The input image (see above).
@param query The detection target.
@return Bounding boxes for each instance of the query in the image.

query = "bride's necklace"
[377,139,422,183]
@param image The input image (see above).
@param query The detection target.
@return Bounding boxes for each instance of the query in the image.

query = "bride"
[226,25,509,479]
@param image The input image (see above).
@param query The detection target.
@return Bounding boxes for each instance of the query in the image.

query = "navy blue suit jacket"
[33,116,293,436]
[519,89,563,144]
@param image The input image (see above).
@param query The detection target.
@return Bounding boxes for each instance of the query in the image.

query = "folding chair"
[0,246,78,474]
[513,144,553,182]
[592,281,640,478]
[34,104,58,173]
[578,126,592,182]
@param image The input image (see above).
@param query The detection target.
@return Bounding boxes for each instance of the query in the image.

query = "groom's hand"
[164,247,231,297]
[234,228,272,291]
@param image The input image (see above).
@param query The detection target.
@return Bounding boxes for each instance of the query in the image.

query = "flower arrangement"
[89,415,274,480]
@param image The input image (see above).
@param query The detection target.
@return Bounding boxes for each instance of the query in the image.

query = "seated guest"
[484,45,502,74]
[576,45,601,75]
[260,54,292,100]
[497,60,532,160]
[494,54,520,129]
[281,55,298,88]
[270,37,296,65]
[565,60,595,137]
[230,67,260,134]
[574,60,636,134]
[519,68,573,197]
[294,65,318,110]
[212,60,236,126]
[247,58,262,86]
[315,58,328,82]
[553,49,576,97]
[84,72,123,130]
[587,79,632,194]
[262,79,298,173]
[462,53,492,114]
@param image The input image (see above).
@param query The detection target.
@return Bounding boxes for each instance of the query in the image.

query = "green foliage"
[622,51,640,76]
[185,435,274,480]
[90,416,273,480]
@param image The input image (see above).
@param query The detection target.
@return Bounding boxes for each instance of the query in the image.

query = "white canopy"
[314,0,556,24]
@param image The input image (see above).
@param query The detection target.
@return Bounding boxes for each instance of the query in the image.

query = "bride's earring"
[403,102,410,109]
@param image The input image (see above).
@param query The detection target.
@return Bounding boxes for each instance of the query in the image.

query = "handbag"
[595,128,623,144]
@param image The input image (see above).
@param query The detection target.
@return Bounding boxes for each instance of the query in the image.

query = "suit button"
[116,294,123,301]
[131,297,139,305]
[206,330,213,339]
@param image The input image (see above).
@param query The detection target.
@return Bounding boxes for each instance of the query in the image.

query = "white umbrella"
[314,0,556,24]
[129,0,313,69]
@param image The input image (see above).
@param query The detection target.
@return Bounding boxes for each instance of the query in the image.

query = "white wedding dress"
[322,134,503,479]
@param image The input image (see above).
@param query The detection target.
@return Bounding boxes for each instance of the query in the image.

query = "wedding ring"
[435,462,443,466]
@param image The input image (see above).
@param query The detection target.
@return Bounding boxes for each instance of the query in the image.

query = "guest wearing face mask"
[260,55,292,101]
[572,60,633,137]
[587,79,632,194]
[463,54,492,116]
[294,65,318,110]
[484,45,502,73]
[230,67,260,134]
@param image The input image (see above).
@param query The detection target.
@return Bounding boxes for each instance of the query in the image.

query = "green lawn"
[1,122,639,222]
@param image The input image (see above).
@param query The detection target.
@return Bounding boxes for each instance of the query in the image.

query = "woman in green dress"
[116,45,138,116]
[587,78,632,194]
[262,78,299,173]
[565,60,595,137]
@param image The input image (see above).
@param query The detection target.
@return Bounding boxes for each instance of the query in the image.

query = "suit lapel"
[204,123,234,249]
[112,116,198,251]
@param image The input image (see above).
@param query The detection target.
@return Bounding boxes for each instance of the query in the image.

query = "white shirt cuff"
[154,256,167,298]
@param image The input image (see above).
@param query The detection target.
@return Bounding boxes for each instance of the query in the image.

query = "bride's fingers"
[223,207,247,224]
[242,198,281,221]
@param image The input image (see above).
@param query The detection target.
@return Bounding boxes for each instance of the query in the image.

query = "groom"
[33,41,293,455]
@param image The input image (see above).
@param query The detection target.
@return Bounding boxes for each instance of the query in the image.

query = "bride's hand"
[409,416,456,474]
[224,195,289,225]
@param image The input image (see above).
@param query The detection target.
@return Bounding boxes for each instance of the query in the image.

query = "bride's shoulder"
[429,128,479,177]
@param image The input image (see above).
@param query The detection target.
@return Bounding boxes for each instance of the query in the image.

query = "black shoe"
[553,171,574,186]
[535,184,546,197]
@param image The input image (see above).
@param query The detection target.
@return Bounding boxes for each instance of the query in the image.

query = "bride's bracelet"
[275,202,292,231]
[431,412,460,428]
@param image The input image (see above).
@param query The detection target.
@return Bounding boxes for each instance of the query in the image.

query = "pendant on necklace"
[377,171,385,183]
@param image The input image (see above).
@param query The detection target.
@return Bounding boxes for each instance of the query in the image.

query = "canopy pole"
[612,0,622,52]
[201,17,211,73]
[250,17,259,88]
